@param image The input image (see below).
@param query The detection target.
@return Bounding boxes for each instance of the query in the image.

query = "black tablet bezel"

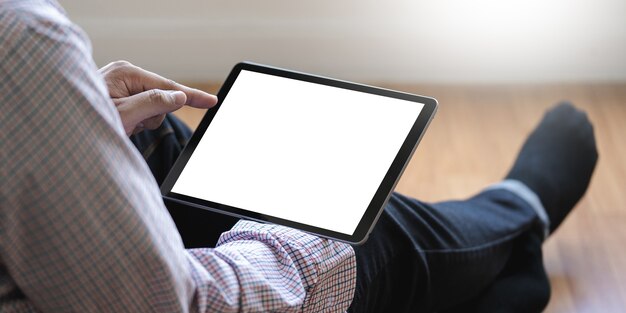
[161,62,437,244]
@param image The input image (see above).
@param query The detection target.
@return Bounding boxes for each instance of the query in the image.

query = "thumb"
[117,89,186,133]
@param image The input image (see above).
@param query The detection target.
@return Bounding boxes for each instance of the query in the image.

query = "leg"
[130,113,193,186]
[442,228,551,313]
[349,103,597,312]
[130,114,238,248]
[348,189,545,312]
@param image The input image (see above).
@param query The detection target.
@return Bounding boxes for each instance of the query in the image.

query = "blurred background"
[62,0,625,83]
[63,1,626,312]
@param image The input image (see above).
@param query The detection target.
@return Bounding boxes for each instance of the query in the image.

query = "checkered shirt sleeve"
[0,1,356,312]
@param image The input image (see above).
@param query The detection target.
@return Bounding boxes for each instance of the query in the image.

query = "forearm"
[188,220,356,313]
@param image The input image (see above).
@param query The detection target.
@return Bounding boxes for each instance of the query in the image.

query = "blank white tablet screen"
[172,70,424,235]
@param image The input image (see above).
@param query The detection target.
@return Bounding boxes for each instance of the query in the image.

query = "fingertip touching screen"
[163,63,437,244]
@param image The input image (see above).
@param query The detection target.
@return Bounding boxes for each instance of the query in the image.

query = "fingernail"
[169,91,186,106]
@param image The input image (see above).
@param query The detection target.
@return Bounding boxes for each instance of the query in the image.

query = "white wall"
[61,0,626,83]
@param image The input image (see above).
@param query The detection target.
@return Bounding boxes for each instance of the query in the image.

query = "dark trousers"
[131,114,551,313]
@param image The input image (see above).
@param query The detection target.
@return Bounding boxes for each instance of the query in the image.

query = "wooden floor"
[174,83,626,313]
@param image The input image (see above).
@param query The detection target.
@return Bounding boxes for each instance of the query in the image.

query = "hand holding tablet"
[161,62,437,244]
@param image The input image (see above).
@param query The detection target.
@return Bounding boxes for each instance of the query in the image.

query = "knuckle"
[148,89,167,103]
[108,60,135,76]
[101,60,134,77]
[166,78,179,89]
[111,60,132,69]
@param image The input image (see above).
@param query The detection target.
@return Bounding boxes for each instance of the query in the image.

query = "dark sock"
[506,102,598,234]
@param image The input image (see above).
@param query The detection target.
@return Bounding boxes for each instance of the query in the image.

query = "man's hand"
[99,61,218,135]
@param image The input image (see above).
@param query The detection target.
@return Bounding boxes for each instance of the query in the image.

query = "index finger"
[129,66,218,109]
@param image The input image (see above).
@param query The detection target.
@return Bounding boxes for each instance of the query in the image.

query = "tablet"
[161,62,437,244]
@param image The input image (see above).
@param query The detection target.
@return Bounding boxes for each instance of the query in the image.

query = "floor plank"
[174,83,626,313]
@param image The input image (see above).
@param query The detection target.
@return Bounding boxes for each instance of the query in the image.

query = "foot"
[506,102,598,234]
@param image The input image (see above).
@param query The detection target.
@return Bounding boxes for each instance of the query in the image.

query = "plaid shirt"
[0,1,356,312]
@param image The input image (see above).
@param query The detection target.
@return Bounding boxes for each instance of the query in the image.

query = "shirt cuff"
[217,220,357,311]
